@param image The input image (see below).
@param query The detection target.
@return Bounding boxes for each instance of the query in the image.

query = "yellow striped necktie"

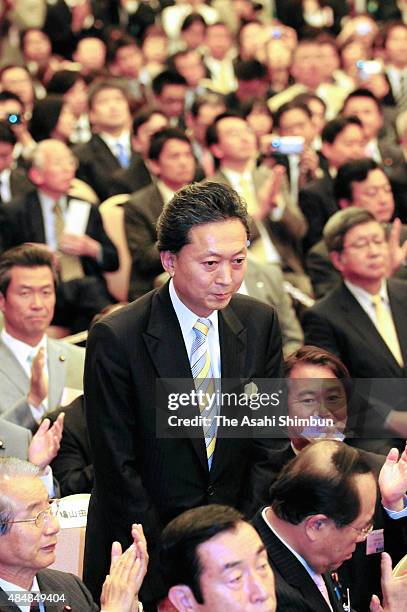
[190,318,217,468]
[371,294,403,366]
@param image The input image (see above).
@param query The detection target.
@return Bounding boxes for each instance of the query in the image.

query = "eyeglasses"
[350,522,374,538]
[343,236,386,251]
[2,499,60,529]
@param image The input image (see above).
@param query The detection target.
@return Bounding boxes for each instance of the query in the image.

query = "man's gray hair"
[0,458,40,535]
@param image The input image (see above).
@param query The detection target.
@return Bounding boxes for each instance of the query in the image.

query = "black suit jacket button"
[207,485,215,496]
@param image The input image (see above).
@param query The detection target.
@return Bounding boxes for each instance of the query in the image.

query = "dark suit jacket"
[0,568,98,611]
[252,509,343,612]
[6,168,35,203]
[74,135,139,202]
[0,190,119,329]
[252,443,407,612]
[0,190,118,275]
[299,174,337,252]
[109,154,153,197]
[83,283,284,603]
[49,395,93,497]
[303,279,407,378]
[124,183,165,300]
[306,231,407,299]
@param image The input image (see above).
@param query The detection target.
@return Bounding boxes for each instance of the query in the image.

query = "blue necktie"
[116,143,130,168]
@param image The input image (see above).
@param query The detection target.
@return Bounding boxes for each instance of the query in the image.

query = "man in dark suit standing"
[299,116,366,252]
[0,140,118,331]
[84,181,284,607]
[303,207,407,380]
[252,440,407,612]
[124,127,196,300]
[74,80,138,202]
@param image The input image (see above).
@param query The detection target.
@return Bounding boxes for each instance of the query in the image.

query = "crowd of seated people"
[1,2,407,611]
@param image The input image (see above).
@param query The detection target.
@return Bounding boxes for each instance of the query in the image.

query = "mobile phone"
[356,60,382,80]
[269,136,304,155]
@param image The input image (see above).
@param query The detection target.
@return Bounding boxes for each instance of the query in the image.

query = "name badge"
[366,529,384,555]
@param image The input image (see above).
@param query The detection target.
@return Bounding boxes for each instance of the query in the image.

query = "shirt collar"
[1,328,47,364]
[168,278,219,337]
[345,278,388,305]
[99,130,130,150]
[38,190,67,211]
[261,507,322,581]
[156,179,176,205]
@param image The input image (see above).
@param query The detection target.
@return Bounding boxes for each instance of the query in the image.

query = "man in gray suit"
[240,257,303,357]
[0,245,85,431]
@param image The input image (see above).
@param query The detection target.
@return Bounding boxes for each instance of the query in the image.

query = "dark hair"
[334,158,380,202]
[235,59,268,81]
[0,90,24,107]
[323,206,377,253]
[190,93,225,119]
[285,345,350,378]
[0,120,17,146]
[167,48,204,74]
[158,504,243,602]
[321,116,363,144]
[29,95,64,142]
[87,79,128,110]
[47,70,84,96]
[132,107,166,136]
[205,111,243,149]
[292,92,327,114]
[148,127,191,161]
[181,12,207,32]
[157,180,250,253]
[343,88,382,114]
[107,33,139,64]
[0,245,57,296]
[152,70,187,96]
[270,441,374,527]
[274,100,312,129]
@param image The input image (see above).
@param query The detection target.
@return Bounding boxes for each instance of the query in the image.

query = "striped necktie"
[371,294,403,366]
[190,318,217,468]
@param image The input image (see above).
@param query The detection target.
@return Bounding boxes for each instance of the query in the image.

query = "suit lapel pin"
[59,354,66,362]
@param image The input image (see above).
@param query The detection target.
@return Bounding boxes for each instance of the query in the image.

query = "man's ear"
[168,585,196,611]
[321,142,331,160]
[148,158,160,176]
[28,166,43,187]
[304,514,330,542]
[330,250,344,273]
[160,250,177,277]
[338,198,351,210]
[209,143,223,160]
[0,291,5,314]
